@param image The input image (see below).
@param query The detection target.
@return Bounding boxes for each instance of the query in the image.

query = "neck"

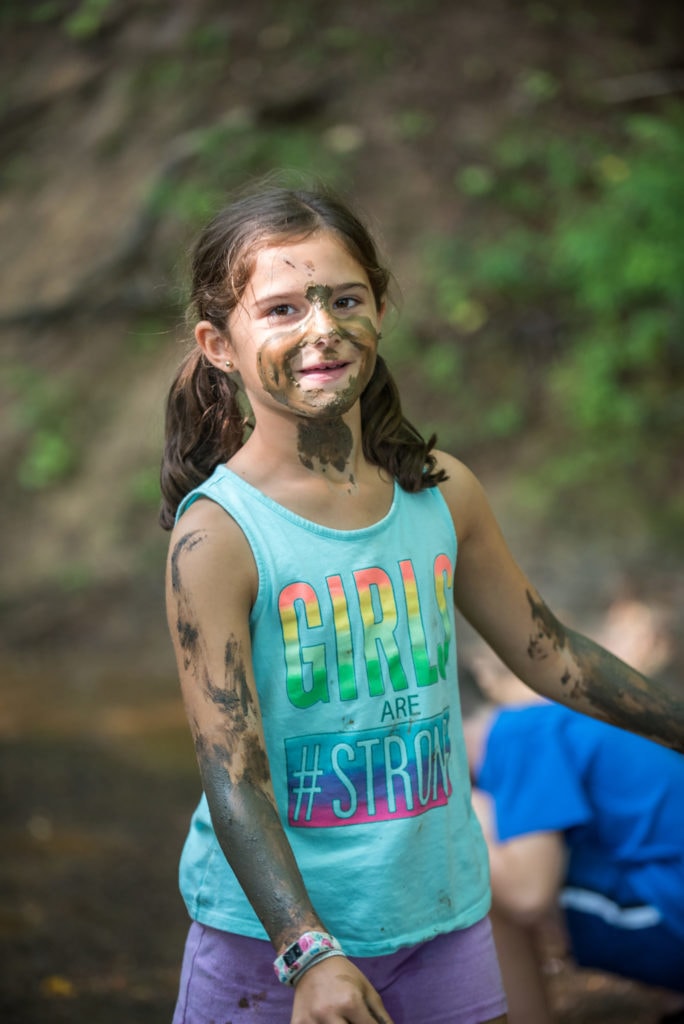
[296,416,356,481]
[238,404,366,489]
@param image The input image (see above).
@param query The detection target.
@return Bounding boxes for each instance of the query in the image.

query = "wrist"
[292,947,347,985]
[273,930,345,986]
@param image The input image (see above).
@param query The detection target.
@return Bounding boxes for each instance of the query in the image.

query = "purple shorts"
[173,916,507,1024]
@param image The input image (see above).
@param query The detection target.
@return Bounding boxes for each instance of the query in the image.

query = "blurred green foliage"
[148,117,357,233]
[410,107,684,533]
[4,2,681,547]
[7,366,78,489]
[63,0,114,39]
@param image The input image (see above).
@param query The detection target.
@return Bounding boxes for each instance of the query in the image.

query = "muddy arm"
[438,454,684,752]
[166,501,322,950]
[166,500,393,1022]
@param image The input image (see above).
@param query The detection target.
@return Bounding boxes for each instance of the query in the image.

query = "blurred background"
[1,1,682,1020]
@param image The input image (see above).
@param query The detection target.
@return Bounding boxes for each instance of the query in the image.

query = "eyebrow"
[253,282,371,306]
[332,281,371,293]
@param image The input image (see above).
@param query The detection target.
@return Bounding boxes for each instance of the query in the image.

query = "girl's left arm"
[437,453,683,752]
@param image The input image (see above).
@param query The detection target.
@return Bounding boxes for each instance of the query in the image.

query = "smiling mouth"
[298,360,350,376]
[303,362,348,374]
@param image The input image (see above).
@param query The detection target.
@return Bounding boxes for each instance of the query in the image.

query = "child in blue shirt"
[464,692,684,1023]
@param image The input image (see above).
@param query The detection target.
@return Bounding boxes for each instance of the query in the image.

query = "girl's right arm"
[166,498,391,1024]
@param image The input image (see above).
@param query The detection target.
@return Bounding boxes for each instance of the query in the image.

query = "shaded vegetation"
[1,0,682,571]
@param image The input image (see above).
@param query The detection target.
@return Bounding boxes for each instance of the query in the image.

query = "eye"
[333,295,361,311]
[267,303,297,318]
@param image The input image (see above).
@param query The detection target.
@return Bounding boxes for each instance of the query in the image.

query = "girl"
[160,184,682,1024]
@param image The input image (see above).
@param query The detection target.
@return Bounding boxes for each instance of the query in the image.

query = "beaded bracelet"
[273,930,345,986]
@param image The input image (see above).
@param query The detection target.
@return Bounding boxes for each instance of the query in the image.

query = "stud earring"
[225,360,233,370]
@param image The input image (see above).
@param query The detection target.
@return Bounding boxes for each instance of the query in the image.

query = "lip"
[296,360,351,383]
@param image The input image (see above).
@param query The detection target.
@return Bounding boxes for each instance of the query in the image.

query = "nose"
[309,302,339,342]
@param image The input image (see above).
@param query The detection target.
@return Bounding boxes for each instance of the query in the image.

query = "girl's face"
[225,231,385,420]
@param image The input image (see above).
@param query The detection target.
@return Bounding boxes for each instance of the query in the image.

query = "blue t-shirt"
[175,466,490,955]
[477,702,684,938]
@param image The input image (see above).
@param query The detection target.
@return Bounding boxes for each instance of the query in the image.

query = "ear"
[194,321,236,372]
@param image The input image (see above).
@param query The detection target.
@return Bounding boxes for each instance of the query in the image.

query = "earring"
[225,360,233,370]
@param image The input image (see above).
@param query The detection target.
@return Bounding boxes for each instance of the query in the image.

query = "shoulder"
[431,450,491,542]
[432,450,478,487]
[166,496,257,605]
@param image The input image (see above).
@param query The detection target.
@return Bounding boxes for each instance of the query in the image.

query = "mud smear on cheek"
[341,317,381,387]
[347,316,380,344]
[304,286,378,367]
[256,335,302,405]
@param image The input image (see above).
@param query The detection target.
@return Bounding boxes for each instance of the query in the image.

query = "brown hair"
[159,184,446,529]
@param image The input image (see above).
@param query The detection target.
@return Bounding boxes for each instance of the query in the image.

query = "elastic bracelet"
[291,947,346,985]
[273,930,344,986]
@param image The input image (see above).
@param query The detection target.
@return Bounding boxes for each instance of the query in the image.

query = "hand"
[291,955,393,1023]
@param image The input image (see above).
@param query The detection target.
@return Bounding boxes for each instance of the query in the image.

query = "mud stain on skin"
[201,637,254,730]
[526,589,567,659]
[170,532,210,671]
[297,417,353,473]
[170,538,322,941]
[200,637,272,788]
[176,617,199,670]
[224,637,252,717]
[170,530,208,593]
[559,666,584,699]
[526,589,585,697]
[196,739,309,945]
[565,630,684,749]
[205,679,243,717]
[525,591,683,750]
[305,283,333,306]
[255,296,379,411]
[256,344,296,403]
[243,731,270,784]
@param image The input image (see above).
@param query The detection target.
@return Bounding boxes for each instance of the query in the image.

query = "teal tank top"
[175,465,490,956]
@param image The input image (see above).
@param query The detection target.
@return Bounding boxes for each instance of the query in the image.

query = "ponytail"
[361,355,446,492]
[159,349,248,530]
